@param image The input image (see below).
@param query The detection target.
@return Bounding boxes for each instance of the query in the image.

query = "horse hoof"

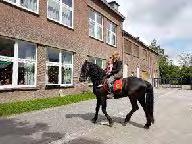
[109,122,114,127]
[144,124,150,129]
[91,118,97,124]
[122,122,128,126]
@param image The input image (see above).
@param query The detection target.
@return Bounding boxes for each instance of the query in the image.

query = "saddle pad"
[114,79,123,91]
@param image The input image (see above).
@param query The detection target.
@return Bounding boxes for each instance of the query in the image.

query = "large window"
[89,9,103,41]
[106,20,117,47]
[4,0,39,13]
[89,56,106,69]
[46,48,73,86]
[0,37,37,89]
[133,43,139,58]
[47,0,73,28]
[143,49,147,60]
[124,39,132,54]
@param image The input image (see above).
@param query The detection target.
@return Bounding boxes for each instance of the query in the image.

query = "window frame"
[89,9,104,41]
[124,39,132,55]
[0,38,37,90]
[106,20,117,47]
[47,0,74,29]
[88,56,106,69]
[3,0,40,14]
[46,48,73,87]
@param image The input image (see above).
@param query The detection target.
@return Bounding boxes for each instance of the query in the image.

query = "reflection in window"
[89,9,103,40]
[62,5,72,26]
[18,63,35,85]
[0,37,14,57]
[5,0,38,12]
[48,0,73,27]
[47,66,59,84]
[18,41,36,60]
[0,61,13,85]
[20,0,37,12]
[48,0,60,21]
[62,51,72,64]
[88,56,105,69]
[0,36,37,88]
[47,47,59,62]
[106,20,117,46]
[8,0,16,3]
[46,48,73,86]
[62,66,72,84]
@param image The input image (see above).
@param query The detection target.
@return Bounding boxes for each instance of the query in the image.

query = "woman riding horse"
[79,60,154,129]
[106,51,123,98]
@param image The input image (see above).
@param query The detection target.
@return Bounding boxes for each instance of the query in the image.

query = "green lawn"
[0,92,95,117]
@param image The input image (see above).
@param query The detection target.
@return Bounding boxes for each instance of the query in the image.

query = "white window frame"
[3,0,39,14]
[0,39,37,90]
[89,56,105,69]
[47,0,74,29]
[46,48,73,87]
[106,20,117,47]
[89,9,103,41]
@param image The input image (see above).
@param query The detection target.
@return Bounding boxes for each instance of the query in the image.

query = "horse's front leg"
[92,98,101,123]
[101,97,113,127]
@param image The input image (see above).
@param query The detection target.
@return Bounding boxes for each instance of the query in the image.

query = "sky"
[107,0,192,64]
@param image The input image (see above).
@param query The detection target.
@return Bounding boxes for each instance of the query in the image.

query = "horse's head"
[79,60,90,82]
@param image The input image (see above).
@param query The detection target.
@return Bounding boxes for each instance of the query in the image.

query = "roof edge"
[123,30,159,55]
[100,0,125,20]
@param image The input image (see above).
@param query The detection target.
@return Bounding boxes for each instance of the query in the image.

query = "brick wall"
[0,0,124,102]
[123,35,159,80]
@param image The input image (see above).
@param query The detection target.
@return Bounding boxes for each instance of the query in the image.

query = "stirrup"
[97,84,103,88]
[107,93,114,99]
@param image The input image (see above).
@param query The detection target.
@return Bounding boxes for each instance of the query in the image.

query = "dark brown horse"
[79,60,154,129]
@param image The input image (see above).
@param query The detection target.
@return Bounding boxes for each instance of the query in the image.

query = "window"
[0,37,37,89]
[106,20,117,46]
[47,0,73,28]
[132,43,139,58]
[124,39,132,54]
[88,56,106,84]
[4,0,39,13]
[143,49,147,60]
[89,9,103,40]
[88,56,106,69]
[46,48,73,86]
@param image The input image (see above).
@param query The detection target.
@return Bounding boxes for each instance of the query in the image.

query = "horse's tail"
[145,82,154,124]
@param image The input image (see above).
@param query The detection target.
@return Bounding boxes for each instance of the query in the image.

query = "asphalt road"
[0,88,192,144]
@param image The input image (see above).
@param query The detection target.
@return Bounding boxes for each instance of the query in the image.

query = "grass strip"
[0,92,95,117]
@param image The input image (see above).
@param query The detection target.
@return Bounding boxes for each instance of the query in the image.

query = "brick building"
[0,0,159,103]
[123,31,159,82]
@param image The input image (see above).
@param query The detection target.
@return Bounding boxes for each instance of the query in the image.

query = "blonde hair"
[112,51,120,61]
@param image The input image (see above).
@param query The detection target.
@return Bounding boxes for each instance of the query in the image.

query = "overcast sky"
[107,0,192,64]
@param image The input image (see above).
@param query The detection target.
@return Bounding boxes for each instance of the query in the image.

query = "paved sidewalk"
[0,89,192,144]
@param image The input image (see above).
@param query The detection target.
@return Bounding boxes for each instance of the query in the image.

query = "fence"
[153,78,192,89]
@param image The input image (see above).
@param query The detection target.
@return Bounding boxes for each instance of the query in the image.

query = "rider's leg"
[107,76,114,98]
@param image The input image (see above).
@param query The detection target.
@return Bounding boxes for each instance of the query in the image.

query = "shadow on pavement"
[0,118,65,144]
[65,113,144,129]
[65,137,104,144]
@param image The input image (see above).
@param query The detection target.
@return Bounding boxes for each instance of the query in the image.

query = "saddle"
[103,79,123,93]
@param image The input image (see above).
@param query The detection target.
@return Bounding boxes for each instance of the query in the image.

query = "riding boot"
[107,85,114,99]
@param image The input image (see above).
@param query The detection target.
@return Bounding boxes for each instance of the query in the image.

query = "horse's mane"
[88,62,106,84]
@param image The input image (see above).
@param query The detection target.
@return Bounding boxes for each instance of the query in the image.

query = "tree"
[149,39,164,55]
[178,53,192,85]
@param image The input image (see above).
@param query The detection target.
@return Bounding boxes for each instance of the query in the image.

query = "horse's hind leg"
[101,97,113,127]
[138,94,151,129]
[123,97,139,126]
[92,98,101,123]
